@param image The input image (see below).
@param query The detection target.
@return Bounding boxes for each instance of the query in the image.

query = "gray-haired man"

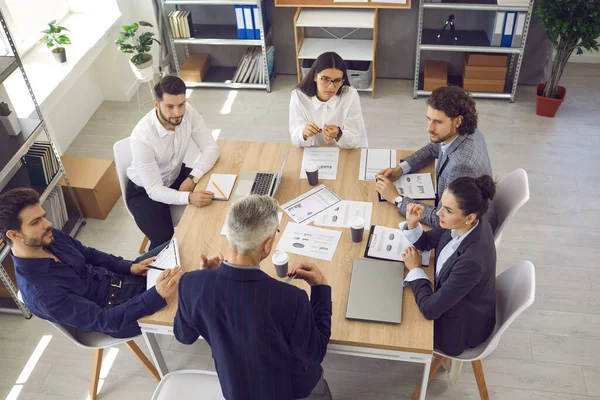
[174,195,333,400]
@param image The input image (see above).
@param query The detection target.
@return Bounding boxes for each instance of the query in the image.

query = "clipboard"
[364,225,430,267]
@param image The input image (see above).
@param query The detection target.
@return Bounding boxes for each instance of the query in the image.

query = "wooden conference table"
[139,140,436,399]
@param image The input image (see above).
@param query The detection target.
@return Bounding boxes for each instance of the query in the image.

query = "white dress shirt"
[400,220,480,285]
[289,86,368,149]
[126,105,219,205]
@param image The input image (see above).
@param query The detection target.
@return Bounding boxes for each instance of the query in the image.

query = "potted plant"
[0,102,21,136]
[536,0,600,117]
[40,20,71,63]
[115,21,161,81]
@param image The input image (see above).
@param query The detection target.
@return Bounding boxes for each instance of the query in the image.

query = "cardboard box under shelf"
[463,76,505,93]
[466,53,508,67]
[59,156,121,220]
[464,55,508,80]
[423,60,447,91]
[180,54,210,82]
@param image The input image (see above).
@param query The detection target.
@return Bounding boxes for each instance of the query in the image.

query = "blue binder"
[234,6,246,39]
[243,6,255,40]
[501,11,517,47]
[252,6,261,39]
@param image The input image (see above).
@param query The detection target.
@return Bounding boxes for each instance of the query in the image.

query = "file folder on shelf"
[252,6,261,40]
[501,11,516,47]
[511,12,526,48]
[243,6,255,40]
[485,11,505,47]
[234,6,246,39]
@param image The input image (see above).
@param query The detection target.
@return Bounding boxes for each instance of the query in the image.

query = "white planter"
[0,113,21,136]
[129,55,154,82]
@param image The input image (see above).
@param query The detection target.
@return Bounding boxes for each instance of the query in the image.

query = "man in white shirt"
[126,76,219,250]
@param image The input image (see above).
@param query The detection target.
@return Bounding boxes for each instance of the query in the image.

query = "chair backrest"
[151,370,225,400]
[493,168,530,248]
[113,138,134,218]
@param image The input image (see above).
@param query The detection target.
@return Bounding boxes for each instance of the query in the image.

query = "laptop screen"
[271,151,289,197]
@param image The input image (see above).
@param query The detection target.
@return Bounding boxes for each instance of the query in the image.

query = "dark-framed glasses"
[317,74,344,87]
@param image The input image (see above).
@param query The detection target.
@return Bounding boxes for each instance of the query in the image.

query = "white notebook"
[206,174,237,201]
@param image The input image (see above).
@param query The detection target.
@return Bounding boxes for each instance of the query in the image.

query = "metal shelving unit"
[161,0,273,92]
[413,0,534,102]
[0,10,85,318]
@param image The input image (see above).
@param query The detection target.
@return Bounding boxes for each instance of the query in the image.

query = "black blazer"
[408,220,496,357]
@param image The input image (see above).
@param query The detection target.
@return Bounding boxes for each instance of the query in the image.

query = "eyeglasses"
[317,74,344,87]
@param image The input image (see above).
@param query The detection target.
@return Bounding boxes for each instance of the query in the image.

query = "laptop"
[345,258,404,324]
[231,152,289,202]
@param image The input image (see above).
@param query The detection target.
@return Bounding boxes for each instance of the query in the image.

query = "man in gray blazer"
[376,85,496,229]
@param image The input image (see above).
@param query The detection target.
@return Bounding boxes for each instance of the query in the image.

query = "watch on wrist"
[188,174,200,185]
[335,127,343,141]
[394,195,404,208]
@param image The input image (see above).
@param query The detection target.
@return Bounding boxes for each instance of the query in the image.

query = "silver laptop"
[346,258,404,324]
[232,152,289,202]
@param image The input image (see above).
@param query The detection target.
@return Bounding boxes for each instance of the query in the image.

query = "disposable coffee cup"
[305,162,319,186]
[350,216,365,243]
[272,251,289,278]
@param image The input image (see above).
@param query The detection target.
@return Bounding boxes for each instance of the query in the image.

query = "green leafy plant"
[115,21,160,66]
[537,0,600,98]
[40,20,71,53]
[0,102,12,117]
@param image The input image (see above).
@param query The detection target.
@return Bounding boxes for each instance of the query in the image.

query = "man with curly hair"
[376,85,495,229]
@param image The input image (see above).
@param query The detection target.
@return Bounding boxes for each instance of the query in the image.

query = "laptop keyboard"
[251,173,273,195]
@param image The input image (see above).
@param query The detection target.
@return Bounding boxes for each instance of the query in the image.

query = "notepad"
[206,174,237,201]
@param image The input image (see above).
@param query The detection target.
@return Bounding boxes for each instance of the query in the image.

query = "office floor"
[2,64,600,400]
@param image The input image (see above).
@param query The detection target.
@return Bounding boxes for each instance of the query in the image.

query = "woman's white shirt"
[289,86,368,149]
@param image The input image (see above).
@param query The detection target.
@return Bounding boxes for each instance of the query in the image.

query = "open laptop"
[231,152,289,202]
[346,258,404,324]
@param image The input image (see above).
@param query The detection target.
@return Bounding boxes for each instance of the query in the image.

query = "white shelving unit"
[161,0,273,92]
[293,8,378,97]
[413,0,534,102]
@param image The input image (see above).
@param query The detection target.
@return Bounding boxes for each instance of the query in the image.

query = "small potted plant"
[40,20,71,63]
[115,21,161,81]
[0,102,21,136]
[536,0,600,117]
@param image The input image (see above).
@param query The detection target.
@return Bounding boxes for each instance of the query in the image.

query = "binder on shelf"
[511,12,526,48]
[252,6,261,40]
[171,10,180,38]
[501,11,516,47]
[167,11,177,38]
[485,11,505,47]
[243,6,255,40]
[234,6,246,40]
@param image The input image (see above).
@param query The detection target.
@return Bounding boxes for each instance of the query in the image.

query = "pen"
[147,265,165,271]
[212,181,227,199]
[285,274,296,284]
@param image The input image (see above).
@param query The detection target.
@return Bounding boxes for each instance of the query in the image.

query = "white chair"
[412,260,536,400]
[113,138,185,254]
[17,292,160,400]
[151,370,225,400]
[492,168,530,249]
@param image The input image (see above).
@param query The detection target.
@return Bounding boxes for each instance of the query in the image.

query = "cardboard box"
[464,64,508,80]
[59,156,121,220]
[180,53,210,82]
[463,74,506,93]
[423,60,448,91]
[466,53,508,67]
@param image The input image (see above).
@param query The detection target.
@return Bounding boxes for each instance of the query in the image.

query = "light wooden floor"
[2,64,600,400]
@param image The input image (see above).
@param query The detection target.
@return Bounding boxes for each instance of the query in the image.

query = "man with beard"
[0,188,182,338]
[126,75,219,250]
[376,85,496,229]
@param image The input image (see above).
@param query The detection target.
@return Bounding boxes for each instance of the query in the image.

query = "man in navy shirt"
[174,195,333,400]
[0,188,182,338]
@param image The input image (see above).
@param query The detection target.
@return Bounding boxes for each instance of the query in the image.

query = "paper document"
[276,222,342,261]
[395,173,436,200]
[359,149,396,181]
[206,174,237,200]
[313,201,373,230]
[146,239,181,290]
[366,226,430,266]
[281,184,342,225]
[220,212,283,236]
[299,147,340,180]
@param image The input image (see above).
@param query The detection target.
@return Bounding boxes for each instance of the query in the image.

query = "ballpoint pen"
[285,274,296,284]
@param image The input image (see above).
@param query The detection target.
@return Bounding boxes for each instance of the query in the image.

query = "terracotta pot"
[535,83,566,118]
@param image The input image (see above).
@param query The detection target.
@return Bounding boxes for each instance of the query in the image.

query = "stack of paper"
[233,46,274,84]
[42,186,68,230]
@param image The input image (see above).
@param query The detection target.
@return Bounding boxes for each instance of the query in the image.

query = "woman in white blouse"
[289,52,368,148]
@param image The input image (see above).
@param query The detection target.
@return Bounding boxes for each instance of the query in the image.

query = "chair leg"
[125,340,161,382]
[89,348,103,400]
[139,236,149,254]
[472,360,490,400]
[411,354,446,400]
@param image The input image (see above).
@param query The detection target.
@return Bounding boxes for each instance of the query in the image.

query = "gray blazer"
[399,129,493,228]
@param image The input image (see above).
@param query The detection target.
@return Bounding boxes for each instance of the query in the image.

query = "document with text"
[394,173,436,200]
[365,226,431,266]
[276,222,341,261]
[299,147,340,180]
[146,239,181,290]
[359,149,396,181]
[313,200,373,230]
[281,184,342,225]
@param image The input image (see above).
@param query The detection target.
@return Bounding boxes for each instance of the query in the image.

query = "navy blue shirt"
[174,263,332,400]
[13,229,166,338]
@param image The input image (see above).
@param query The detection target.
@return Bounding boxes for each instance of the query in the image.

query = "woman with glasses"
[289,52,368,148]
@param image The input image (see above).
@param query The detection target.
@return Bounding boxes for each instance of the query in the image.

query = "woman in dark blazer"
[401,175,497,359]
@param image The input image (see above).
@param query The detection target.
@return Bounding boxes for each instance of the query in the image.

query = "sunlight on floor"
[84,348,119,400]
[220,91,238,115]
[212,129,221,141]
[6,335,53,400]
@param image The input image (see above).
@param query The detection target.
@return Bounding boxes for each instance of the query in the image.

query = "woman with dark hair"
[289,51,368,148]
[400,175,497,375]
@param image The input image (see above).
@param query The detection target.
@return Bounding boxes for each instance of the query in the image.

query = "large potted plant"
[0,102,21,136]
[40,20,71,63]
[115,21,161,81]
[536,0,600,117]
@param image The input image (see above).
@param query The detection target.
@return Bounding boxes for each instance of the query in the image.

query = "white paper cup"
[350,216,365,243]
[272,251,289,278]
[305,162,319,186]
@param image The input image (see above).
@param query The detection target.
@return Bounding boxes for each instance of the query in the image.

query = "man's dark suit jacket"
[408,220,496,357]
[174,263,332,400]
